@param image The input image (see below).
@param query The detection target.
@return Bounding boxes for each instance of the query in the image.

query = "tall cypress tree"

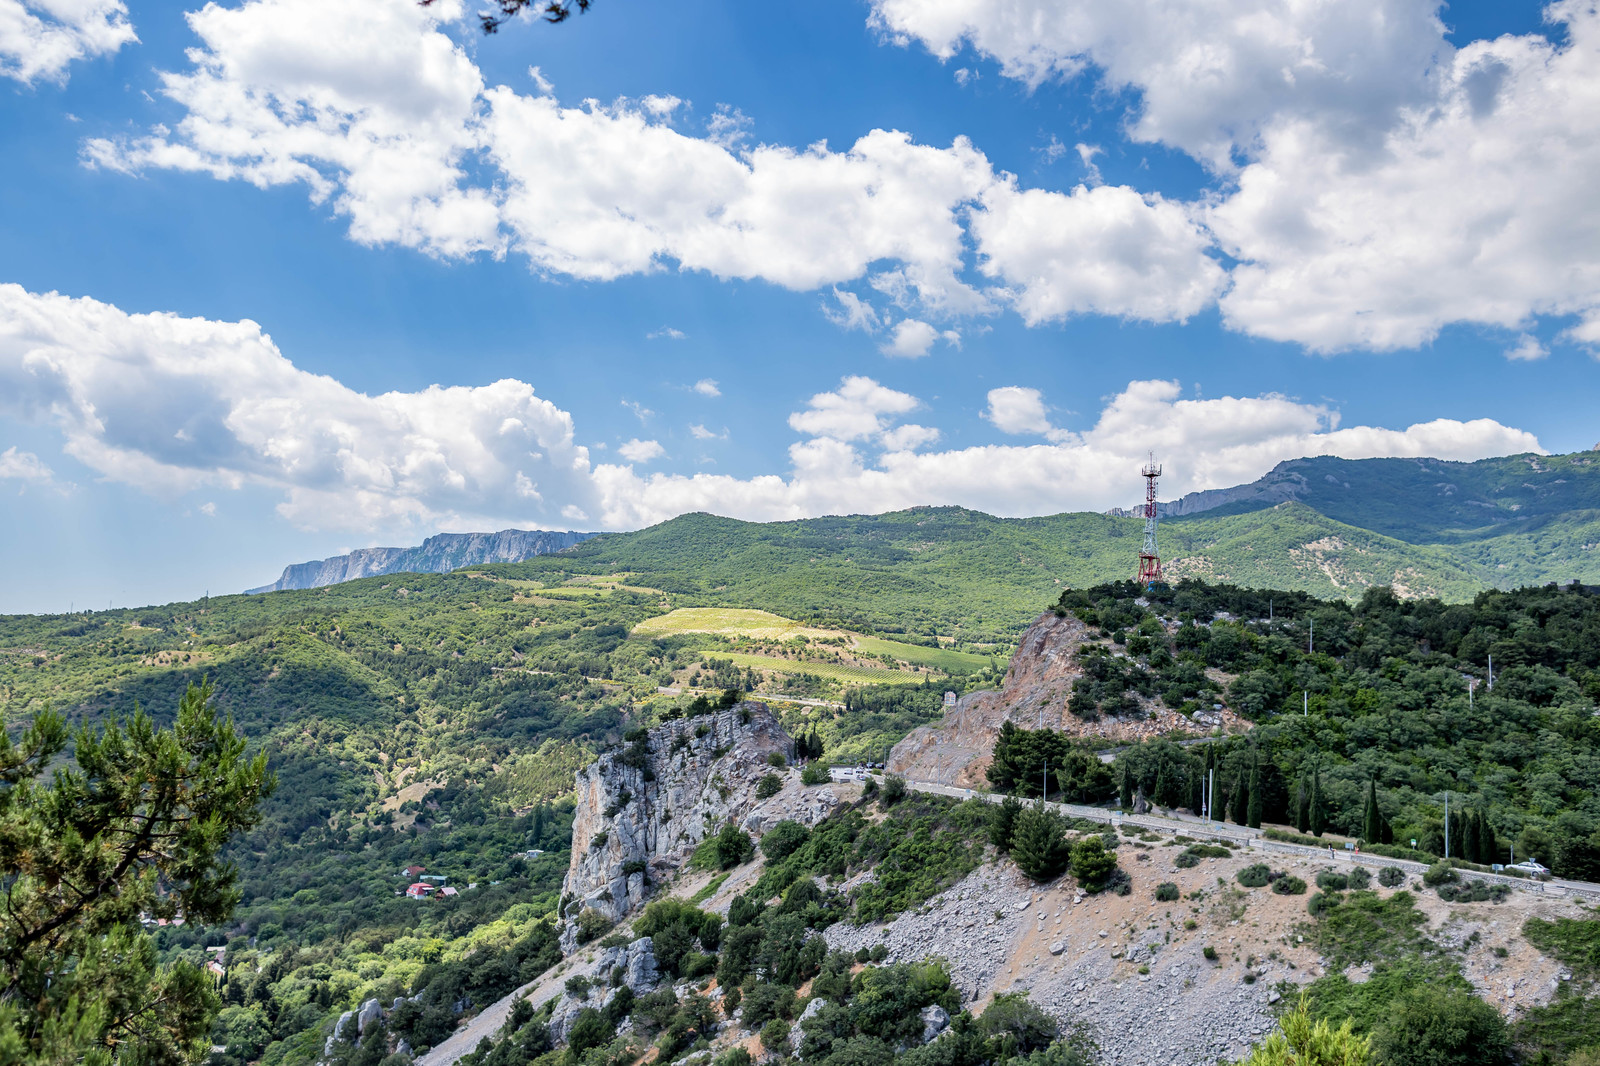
[1189,759,1204,815]
[1309,771,1326,838]
[1247,752,1263,829]
[1119,762,1133,810]
[1153,764,1168,810]
[1462,811,1481,864]
[1293,776,1309,833]
[1230,771,1249,825]
[1363,780,1383,845]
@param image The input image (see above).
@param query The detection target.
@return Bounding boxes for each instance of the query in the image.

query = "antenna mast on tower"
[1137,455,1163,587]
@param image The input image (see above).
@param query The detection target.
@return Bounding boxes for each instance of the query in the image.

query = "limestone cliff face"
[247,528,597,593]
[888,612,1223,786]
[562,703,796,925]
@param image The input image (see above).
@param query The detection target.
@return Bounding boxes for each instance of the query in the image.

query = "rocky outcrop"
[562,703,804,928]
[888,612,1230,786]
[247,528,597,593]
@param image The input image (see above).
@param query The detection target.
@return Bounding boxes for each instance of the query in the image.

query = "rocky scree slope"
[889,612,1234,786]
[819,839,1587,1066]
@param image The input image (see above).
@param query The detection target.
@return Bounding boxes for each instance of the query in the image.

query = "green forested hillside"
[6,448,1600,1066]
[1035,580,1600,879]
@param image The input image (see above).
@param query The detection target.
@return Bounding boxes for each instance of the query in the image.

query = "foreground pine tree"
[1236,996,1370,1065]
[0,680,273,1065]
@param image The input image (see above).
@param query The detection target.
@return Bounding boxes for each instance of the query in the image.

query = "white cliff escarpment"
[562,702,825,929]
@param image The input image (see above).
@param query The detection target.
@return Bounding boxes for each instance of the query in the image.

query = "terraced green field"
[854,636,996,674]
[714,651,931,686]
[631,606,833,639]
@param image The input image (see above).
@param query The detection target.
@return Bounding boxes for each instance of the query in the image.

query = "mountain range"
[246,528,598,592]
[245,451,1600,624]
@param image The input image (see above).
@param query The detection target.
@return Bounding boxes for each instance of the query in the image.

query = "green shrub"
[1237,864,1272,888]
[715,1048,753,1066]
[574,908,612,945]
[741,982,796,1028]
[1272,875,1307,895]
[1436,879,1510,904]
[1174,851,1201,869]
[1069,836,1118,890]
[1317,871,1350,892]
[1373,985,1510,1066]
[756,772,783,800]
[1155,882,1180,902]
[1423,862,1458,887]
[767,752,787,768]
[881,775,908,806]
[760,1018,790,1055]
[1377,866,1405,888]
[713,824,755,870]
[1347,866,1371,890]
[564,975,591,999]
[1203,946,1218,961]
[990,795,1024,852]
[1307,892,1338,918]
[1012,806,1070,881]
[760,820,810,862]
[801,763,830,786]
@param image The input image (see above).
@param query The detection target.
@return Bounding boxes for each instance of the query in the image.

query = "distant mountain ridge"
[1117,450,1600,536]
[247,529,598,593]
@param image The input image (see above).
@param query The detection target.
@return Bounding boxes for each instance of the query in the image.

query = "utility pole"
[1309,617,1314,655]
[1208,768,1215,827]
[1304,692,1308,717]
[1488,654,1494,691]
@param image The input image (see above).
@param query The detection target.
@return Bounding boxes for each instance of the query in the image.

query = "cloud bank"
[1,0,135,84]
[0,285,1542,534]
[81,0,1600,354]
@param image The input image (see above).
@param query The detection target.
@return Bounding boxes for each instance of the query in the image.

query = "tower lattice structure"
[1137,456,1163,586]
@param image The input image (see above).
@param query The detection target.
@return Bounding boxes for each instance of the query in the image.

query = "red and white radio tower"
[1137,455,1163,586]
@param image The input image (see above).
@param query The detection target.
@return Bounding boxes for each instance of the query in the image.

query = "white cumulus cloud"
[984,386,1053,436]
[0,445,53,481]
[0,283,600,531]
[692,378,720,397]
[0,287,1545,535]
[618,438,665,462]
[787,376,922,441]
[1,0,136,85]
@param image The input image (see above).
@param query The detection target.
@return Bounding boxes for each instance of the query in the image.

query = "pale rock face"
[247,528,596,592]
[887,612,1090,786]
[561,702,802,929]
[888,610,1243,786]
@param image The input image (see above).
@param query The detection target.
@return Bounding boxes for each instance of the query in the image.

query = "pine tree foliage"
[1235,996,1371,1065]
[0,681,273,1065]
[989,795,1024,852]
[1009,805,1069,882]
[1247,751,1264,829]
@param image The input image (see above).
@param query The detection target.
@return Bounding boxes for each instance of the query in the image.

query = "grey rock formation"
[792,995,829,1049]
[920,1005,951,1043]
[356,997,383,1035]
[591,936,661,995]
[324,1010,354,1057]
[562,703,803,929]
[247,528,597,593]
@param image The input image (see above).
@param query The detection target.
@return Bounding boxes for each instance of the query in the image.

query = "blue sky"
[0,0,1595,613]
